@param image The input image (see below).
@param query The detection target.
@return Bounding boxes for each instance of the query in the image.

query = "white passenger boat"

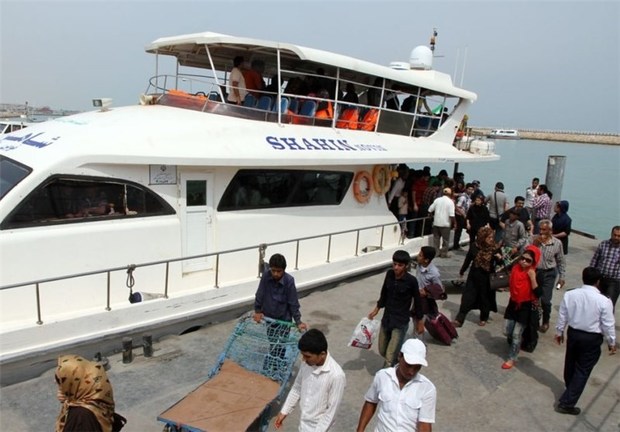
[0,118,32,135]
[0,31,497,382]
[488,129,520,139]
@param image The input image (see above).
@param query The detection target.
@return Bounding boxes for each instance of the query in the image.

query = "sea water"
[422,139,620,240]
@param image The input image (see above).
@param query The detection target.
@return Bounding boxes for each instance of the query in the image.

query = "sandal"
[501,360,514,370]
[478,321,487,327]
[452,320,463,328]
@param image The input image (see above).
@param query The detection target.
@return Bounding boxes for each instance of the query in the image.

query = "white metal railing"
[145,73,450,139]
[0,216,431,326]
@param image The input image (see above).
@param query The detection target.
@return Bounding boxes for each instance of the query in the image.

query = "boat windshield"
[0,156,32,201]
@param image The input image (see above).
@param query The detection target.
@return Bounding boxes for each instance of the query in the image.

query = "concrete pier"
[1,233,618,431]
[472,128,620,145]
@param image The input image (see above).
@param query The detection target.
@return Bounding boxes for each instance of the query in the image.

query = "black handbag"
[489,268,510,291]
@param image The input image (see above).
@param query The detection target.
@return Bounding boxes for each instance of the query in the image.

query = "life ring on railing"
[353,171,373,204]
[372,165,391,194]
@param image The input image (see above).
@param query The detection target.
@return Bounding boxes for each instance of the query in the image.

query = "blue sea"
[423,139,620,240]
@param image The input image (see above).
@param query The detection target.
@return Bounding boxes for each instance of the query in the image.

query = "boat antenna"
[429,28,444,58]
[430,28,438,52]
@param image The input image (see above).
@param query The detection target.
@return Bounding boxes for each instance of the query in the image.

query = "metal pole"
[164,262,169,299]
[326,235,332,263]
[105,271,111,311]
[545,155,566,205]
[35,283,43,325]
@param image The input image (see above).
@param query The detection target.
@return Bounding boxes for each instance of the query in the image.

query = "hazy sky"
[1,1,618,132]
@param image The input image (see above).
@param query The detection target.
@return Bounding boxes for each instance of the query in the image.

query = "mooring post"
[545,155,566,205]
[143,334,153,358]
[122,337,133,364]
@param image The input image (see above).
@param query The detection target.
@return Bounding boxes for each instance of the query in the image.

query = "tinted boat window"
[218,169,353,211]
[1,176,175,229]
[0,156,32,200]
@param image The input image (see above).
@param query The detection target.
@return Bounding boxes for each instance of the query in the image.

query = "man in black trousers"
[554,267,616,415]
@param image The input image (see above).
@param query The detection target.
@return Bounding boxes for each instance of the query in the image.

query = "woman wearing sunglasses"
[502,245,542,369]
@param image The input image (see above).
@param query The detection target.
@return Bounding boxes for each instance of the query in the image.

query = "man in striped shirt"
[590,225,620,310]
[533,219,566,333]
[532,184,553,234]
[275,329,346,431]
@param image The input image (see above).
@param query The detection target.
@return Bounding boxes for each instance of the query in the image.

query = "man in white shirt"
[275,329,346,431]
[357,339,436,432]
[428,187,455,258]
[554,267,616,415]
[227,55,247,104]
[525,177,539,219]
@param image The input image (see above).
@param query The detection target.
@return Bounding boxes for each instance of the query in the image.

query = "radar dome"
[410,46,433,70]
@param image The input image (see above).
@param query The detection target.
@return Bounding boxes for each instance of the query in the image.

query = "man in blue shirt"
[254,253,307,330]
[254,254,307,375]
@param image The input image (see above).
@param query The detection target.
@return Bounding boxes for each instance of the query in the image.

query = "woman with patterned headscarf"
[55,355,115,432]
[453,226,502,327]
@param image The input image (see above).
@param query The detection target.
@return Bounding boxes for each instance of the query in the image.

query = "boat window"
[218,169,353,211]
[0,155,33,201]
[1,176,175,229]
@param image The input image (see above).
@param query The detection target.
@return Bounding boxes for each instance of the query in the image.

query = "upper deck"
[142,31,480,147]
[0,32,497,175]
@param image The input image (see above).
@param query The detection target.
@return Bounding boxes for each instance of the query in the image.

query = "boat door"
[180,172,214,272]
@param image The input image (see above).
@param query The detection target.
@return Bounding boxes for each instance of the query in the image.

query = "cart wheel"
[162,425,178,432]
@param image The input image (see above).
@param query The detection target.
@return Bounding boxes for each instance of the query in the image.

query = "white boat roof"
[0,105,496,171]
[145,32,476,101]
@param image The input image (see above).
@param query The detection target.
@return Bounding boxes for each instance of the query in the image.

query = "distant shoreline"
[471,128,620,145]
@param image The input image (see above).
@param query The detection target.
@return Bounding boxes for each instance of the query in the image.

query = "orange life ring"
[353,171,373,203]
[372,165,391,194]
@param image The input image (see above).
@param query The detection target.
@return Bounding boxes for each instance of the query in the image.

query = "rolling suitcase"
[424,312,458,345]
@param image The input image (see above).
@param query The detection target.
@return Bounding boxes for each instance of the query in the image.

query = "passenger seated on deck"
[315,89,333,120]
[384,84,401,110]
[342,83,359,107]
[265,74,280,94]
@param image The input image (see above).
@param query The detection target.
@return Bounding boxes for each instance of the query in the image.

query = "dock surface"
[1,233,618,431]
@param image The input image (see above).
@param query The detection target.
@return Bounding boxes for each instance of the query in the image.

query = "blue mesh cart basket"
[158,314,301,432]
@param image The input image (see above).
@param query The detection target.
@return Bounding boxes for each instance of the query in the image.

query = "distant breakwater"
[472,128,620,145]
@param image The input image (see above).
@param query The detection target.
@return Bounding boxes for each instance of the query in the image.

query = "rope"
[126,264,136,298]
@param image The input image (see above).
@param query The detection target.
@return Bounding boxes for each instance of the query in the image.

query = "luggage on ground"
[424,312,458,345]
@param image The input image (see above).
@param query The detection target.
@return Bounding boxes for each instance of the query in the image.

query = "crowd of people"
[54,221,618,431]
[251,165,617,430]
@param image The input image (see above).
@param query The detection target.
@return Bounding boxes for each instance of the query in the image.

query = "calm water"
[423,139,620,240]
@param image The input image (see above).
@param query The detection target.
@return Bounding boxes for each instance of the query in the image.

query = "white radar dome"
[410,46,433,70]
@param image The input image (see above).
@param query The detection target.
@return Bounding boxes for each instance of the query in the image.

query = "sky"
[1,0,618,133]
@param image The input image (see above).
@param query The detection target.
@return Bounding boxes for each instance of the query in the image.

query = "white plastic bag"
[348,317,380,349]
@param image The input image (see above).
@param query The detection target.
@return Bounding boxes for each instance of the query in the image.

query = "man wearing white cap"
[356,339,436,432]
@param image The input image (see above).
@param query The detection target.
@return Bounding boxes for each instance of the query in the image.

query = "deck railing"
[0,216,431,326]
[145,74,450,139]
